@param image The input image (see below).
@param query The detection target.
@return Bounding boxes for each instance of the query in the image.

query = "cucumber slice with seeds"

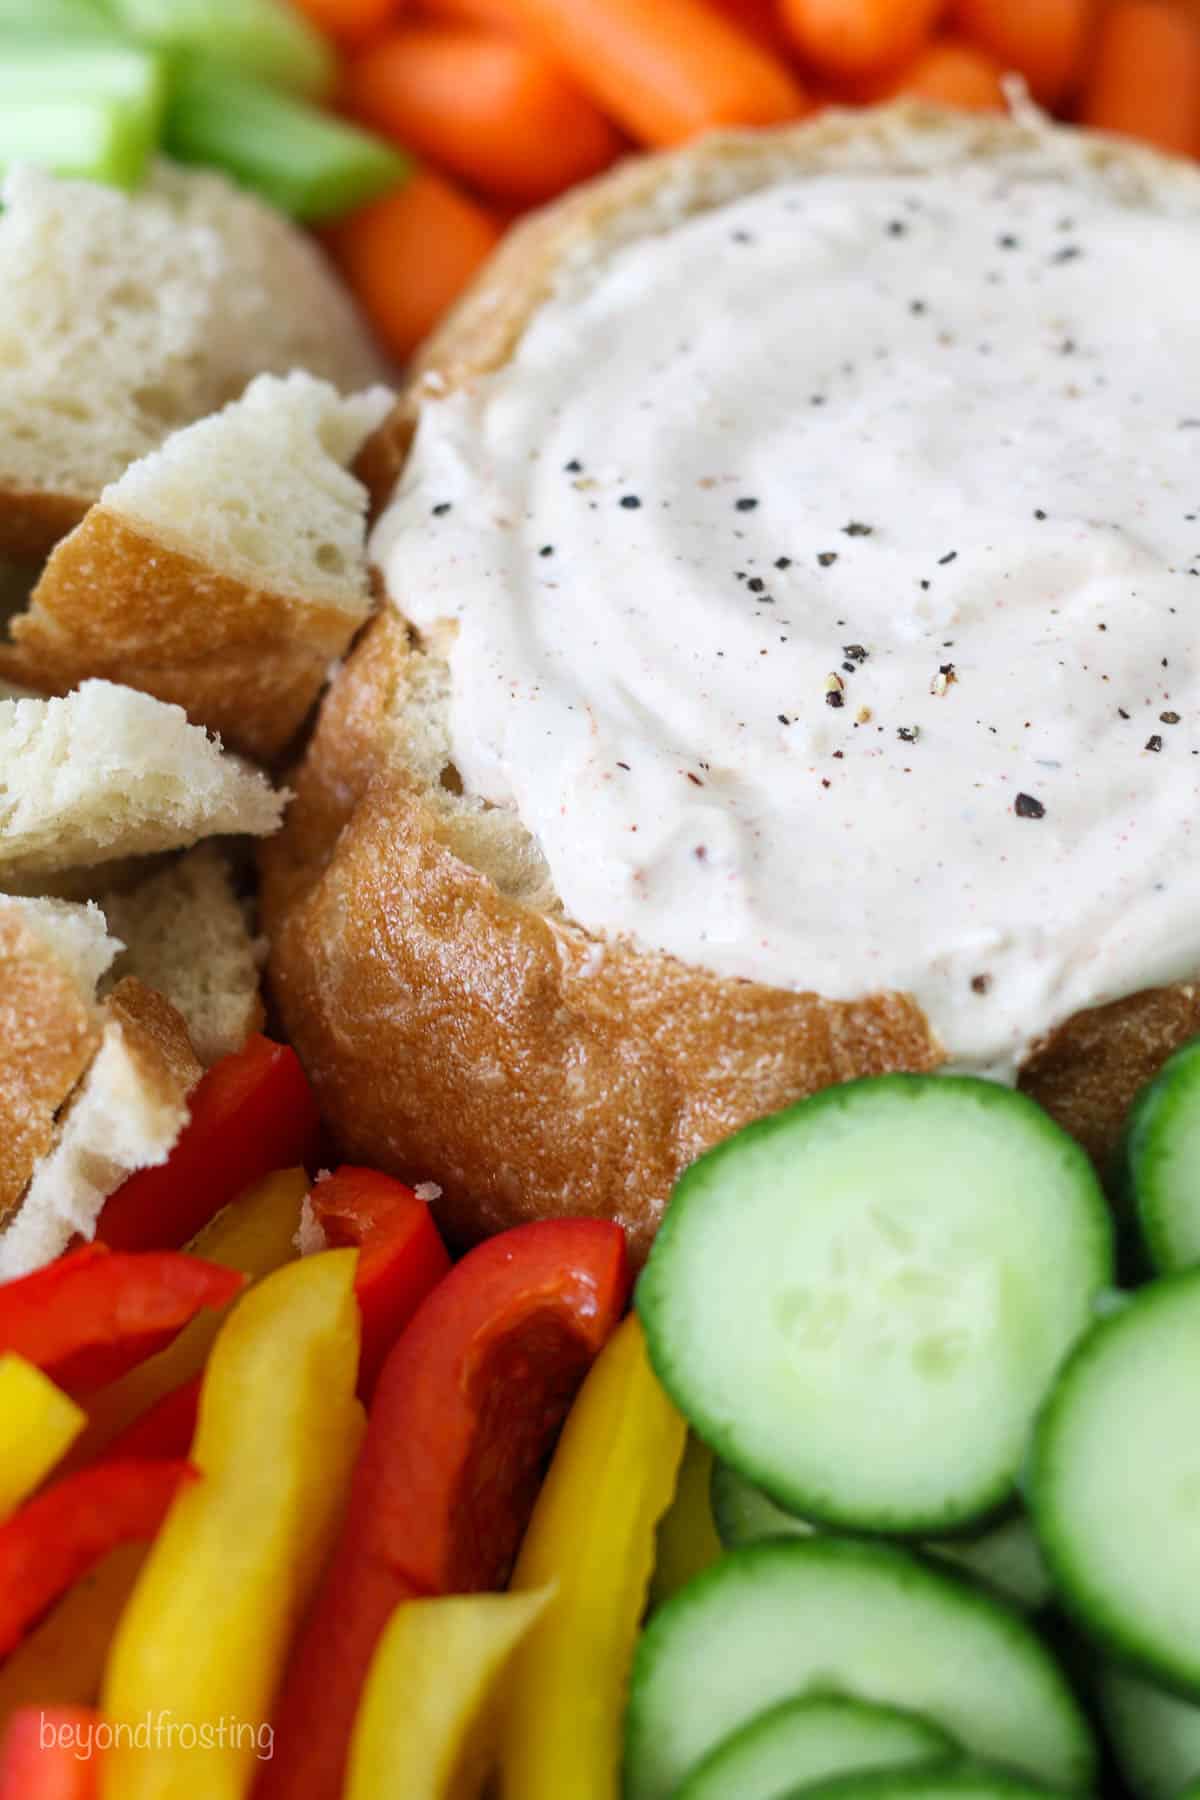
[676,1695,957,1800]
[638,1075,1112,1537]
[1117,1036,1200,1274]
[1030,1268,1200,1697]
[779,1763,1059,1800]
[622,1538,1096,1800]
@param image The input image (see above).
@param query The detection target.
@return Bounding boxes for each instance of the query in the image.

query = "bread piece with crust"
[267,107,1200,1262]
[0,161,388,560]
[0,975,201,1279]
[1,374,393,761]
[0,896,118,1223]
[100,845,264,1066]
[0,681,284,882]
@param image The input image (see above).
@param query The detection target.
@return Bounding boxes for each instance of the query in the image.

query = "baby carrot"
[949,0,1091,106]
[886,36,1006,110]
[324,169,502,362]
[344,24,624,204]
[1079,1,1200,159]
[779,0,945,78]
[705,0,794,55]
[506,0,809,147]
[290,0,403,50]
[415,0,519,26]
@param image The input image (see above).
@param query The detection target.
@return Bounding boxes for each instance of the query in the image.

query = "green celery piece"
[111,0,334,98]
[165,61,410,224]
[0,0,124,36]
[0,47,164,189]
[0,98,152,189]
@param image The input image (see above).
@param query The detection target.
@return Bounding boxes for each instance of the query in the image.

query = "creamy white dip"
[373,156,1200,1077]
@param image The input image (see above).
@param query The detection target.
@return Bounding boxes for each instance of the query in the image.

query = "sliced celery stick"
[111,0,334,98]
[0,99,152,189]
[0,0,124,36]
[165,61,410,223]
[0,47,164,188]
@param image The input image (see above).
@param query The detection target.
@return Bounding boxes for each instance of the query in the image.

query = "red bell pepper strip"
[0,1459,196,1656]
[97,1375,202,1464]
[96,1036,321,1252]
[0,1705,101,1799]
[0,1249,245,1395]
[260,1217,629,1800]
[309,1167,451,1399]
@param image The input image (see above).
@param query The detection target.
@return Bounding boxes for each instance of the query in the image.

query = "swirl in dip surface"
[373,154,1200,1077]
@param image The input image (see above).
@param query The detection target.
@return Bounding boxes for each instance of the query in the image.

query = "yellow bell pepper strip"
[62,1167,306,1474]
[0,1354,85,1516]
[648,1433,722,1610]
[0,1543,147,1728]
[101,1249,365,1800]
[497,1313,687,1800]
[345,1589,552,1800]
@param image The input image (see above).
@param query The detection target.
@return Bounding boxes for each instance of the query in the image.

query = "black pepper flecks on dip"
[1146,735,1164,753]
[735,497,759,512]
[842,521,873,538]
[1015,793,1046,819]
[898,726,920,743]
[775,556,792,570]
[748,577,766,593]
[620,494,642,509]
[843,644,868,663]
[431,502,452,516]
[563,459,582,473]
[817,552,838,567]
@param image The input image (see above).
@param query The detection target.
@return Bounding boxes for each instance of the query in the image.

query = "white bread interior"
[101,844,264,1066]
[0,681,285,881]
[0,160,388,551]
[102,371,393,614]
[0,977,201,1280]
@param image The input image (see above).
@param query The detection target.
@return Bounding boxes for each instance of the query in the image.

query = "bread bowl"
[264,103,1200,1263]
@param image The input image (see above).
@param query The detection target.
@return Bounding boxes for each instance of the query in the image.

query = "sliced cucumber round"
[776,1762,1058,1800]
[675,1694,957,1800]
[1097,1661,1200,1800]
[1117,1036,1200,1273]
[1030,1269,1200,1695]
[638,1075,1113,1536]
[710,1461,1050,1613]
[622,1538,1096,1800]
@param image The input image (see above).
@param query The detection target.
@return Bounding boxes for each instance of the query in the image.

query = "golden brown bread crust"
[272,106,1200,1261]
[0,490,89,562]
[0,906,101,1222]
[104,974,203,1107]
[263,612,941,1265]
[0,507,364,763]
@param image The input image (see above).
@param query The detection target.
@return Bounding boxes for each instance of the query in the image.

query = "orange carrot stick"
[885,35,1006,110]
[1079,0,1200,158]
[505,0,809,147]
[779,0,945,78]
[949,0,1092,106]
[705,0,795,56]
[290,0,405,51]
[415,0,519,26]
[324,169,502,362]
[344,25,624,204]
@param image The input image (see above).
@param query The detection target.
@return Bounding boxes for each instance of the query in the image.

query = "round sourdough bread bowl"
[262,104,1200,1264]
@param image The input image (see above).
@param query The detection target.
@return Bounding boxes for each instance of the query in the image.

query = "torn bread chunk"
[0,895,120,1222]
[0,682,285,882]
[101,845,264,1066]
[0,161,388,559]
[0,976,201,1280]
[2,373,394,760]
